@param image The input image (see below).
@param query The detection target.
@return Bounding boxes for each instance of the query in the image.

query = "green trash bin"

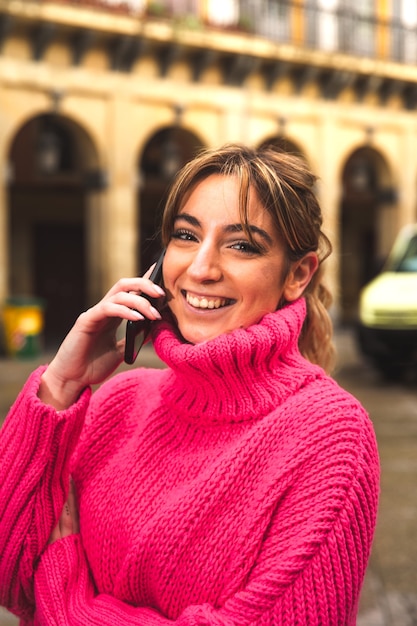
[1,296,45,359]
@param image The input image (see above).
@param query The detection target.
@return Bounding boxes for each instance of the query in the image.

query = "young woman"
[0,144,379,625]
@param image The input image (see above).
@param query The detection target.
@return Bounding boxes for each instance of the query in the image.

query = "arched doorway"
[340,146,397,323]
[138,126,205,273]
[259,135,306,159]
[7,113,100,348]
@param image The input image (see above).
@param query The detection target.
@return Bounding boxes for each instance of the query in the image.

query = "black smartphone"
[124,250,166,365]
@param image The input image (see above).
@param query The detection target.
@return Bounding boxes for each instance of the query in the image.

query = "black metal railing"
[44,0,417,65]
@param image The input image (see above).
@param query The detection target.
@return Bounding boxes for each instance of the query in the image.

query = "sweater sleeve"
[33,415,380,626]
[0,366,91,622]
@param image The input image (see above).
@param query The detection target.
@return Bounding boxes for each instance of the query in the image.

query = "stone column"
[0,158,9,305]
[316,113,341,321]
[398,119,417,229]
[100,93,138,291]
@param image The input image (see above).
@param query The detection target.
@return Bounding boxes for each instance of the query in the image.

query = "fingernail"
[153,285,165,296]
[132,310,144,319]
[150,306,162,319]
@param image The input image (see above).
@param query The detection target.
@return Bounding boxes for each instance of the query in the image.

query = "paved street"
[1,328,417,625]
[334,327,417,626]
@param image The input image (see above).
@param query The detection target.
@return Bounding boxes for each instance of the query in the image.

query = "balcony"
[1,0,417,107]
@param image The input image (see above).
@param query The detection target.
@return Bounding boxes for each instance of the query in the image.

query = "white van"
[357,223,417,377]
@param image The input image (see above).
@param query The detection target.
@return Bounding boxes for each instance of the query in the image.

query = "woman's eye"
[231,241,262,255]
[171,229,197,242]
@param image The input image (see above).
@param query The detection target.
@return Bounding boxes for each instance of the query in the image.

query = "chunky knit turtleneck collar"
[151,298,321,424]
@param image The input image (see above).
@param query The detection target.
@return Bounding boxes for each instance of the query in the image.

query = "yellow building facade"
[1,0,417,348]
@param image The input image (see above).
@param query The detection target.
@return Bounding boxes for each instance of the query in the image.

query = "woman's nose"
[187,243,223,282]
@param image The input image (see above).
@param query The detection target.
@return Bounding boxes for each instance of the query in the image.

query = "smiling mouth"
[183,291,234,310]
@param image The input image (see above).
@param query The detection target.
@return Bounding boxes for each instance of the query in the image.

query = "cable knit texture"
[0,298,380,625]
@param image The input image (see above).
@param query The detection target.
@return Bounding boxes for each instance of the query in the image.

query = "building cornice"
[1,1,417,107]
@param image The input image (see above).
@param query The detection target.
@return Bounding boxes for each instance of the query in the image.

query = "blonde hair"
[161,144,335,373]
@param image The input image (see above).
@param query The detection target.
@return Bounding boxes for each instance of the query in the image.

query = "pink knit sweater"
[0,298,379,625]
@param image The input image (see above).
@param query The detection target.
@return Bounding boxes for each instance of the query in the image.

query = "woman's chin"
[177,324,222,346]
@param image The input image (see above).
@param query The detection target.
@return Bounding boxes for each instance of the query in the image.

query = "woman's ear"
[283,252,319,302]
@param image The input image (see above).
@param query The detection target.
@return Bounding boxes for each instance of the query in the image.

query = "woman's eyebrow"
[175,213,273,245]
[225,223,273,245]
[174,213,200,227]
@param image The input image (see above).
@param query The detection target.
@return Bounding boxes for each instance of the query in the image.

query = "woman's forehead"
[175,174,277,236]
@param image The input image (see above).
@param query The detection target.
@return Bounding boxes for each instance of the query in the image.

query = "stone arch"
[258,135,309,162]
[7,112,102,348]
[137,125,205,273]
[339,145,398,322]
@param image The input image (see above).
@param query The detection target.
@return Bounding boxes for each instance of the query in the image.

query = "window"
[258,1,291,42]
[237,0,290,41]
[100,0,145,12]
[394,235,417,272]
[392,0,417,63]
[168,0,200,15]
[206,0,239,26]
[306,0,340,51]
[354,0,375,56]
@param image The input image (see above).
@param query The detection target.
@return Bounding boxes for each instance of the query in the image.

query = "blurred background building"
[0,0,417,348]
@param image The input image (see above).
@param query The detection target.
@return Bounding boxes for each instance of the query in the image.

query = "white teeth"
[186,293,227,309]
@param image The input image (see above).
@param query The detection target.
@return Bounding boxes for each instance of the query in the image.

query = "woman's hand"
[50,479,79,543]
[39,271,165,410]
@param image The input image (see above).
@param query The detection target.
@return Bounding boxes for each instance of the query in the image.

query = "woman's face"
[163,174,316,344]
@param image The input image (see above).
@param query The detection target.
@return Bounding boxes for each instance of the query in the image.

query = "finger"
[143,262,156,280]
[104,275,164,300]
[115,290,164,314]
[49,479,80,544]
[99,293,163,323]
[87,290,163,324]
[49,522,61,544]
[59,500,74,538]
